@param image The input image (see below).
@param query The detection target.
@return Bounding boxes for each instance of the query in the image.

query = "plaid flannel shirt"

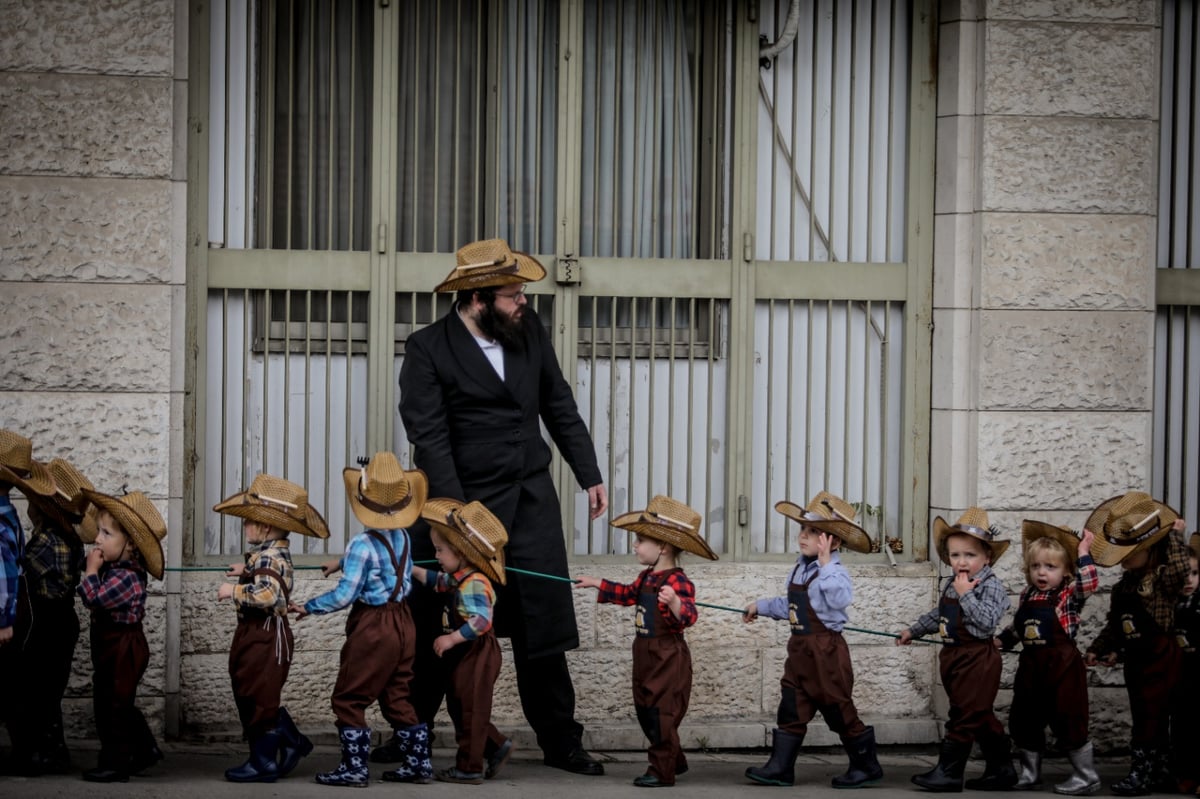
[24,520,85,602]
[1089,530,1192,657]
[304,528,412,614]
[0,493,23,627]
[423,566,496,640]
[1000,555,1099,646]
[910,565,1010,641]
[77,560,147,625]
[232,539,293,618]
[596,567,698,633]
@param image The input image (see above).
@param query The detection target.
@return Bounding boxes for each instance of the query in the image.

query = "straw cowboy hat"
[28,457,95,534]
[433,238,547,293]
[342,452,427,530]
[1020,519,1082,562]
[0,429,55,498]
[82,489,167,580]
[1085,491,1180,568]
[774,491,872,554]
[611,495,718,561]
[932,507,1011,566]
[213,473,330,539]
[423,498,509,585]
[1190,532,1200,560]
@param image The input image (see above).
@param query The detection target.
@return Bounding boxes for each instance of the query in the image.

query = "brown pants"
[633,634,692,783]
[91,621,155,769]
[331,601,418,729]
[778,631,866,740]
[1009,642,1089,752]
[939,640,1005,744]
[229,614,293,738]
[446,631,506,773]
[1124,633,1181,748]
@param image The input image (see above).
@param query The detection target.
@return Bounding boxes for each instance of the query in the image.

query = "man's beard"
[477,300,527,352]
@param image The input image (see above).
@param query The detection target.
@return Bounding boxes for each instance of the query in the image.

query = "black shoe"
[83,767,129,783]
[486,739,515,780]
[129,744,163,775]
[436,766,484,785]
[544,747,605,776]
[634,773,674,787]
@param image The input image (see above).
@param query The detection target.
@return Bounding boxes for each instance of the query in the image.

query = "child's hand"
[896,629,913,646]
[226,562,245,578]
[658,584,682,618]
[411,565,427,585]
[1079,528,1094,556]
[1173,517,1187,532]
[433,632,463,657]
[217,582,235,601]
[0,626,11,646]
[320,559,341,578]
[816,532,833,565]
[85,548,104,575]
[574,575,601,589]
[742,602,759,623]
[288,602,309,620]
[992,636,1002,649]
[953,571,978,596]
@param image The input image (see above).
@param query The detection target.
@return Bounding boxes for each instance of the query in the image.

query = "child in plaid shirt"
[576,495,717,788]
[410,498,513,785]
[214,473,329,782]
[998,523,1099,795]
[76,489,166,783]
[1169,533,1199,795]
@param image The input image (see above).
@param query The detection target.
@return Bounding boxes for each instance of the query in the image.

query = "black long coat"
[398,305,603,657]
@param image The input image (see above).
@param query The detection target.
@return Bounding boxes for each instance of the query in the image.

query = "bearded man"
[396,238,608,776]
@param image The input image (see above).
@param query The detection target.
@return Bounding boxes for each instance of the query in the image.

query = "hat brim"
[1020,520,1081,561]
[213,492,331,539]
[342,467,427,530]
[0,459,56,498]
[433,252,547,293]
[428,520,507,584]
[774,500,873,554]
[932,516,1010,566]
[26,491,83,538]
[610,511,719,560]
[1085,495,1180,568]
[83,490,164,580]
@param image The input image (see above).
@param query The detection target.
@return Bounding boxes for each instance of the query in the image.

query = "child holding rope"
[742,492,882,790]
[576,495,716,788]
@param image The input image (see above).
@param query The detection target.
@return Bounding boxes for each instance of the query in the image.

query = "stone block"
[568,647,634,720]
[983,22,1156,118]
[977,411,1151,509]
[932,308,976,410]
[934,212,978,310]
[0,176,174,283]
[0,73,173,178]
[937,20,979,119]
[0,0,175,75]
[688,645,765,720]
[979,310,1153,410]
[929,411,977,511]
[982,117,1155,214]
[985,0,1157,24]
[0,283,173,392]
[0,391,172,497]
[980,213,1154,310]
[935,115,980,216]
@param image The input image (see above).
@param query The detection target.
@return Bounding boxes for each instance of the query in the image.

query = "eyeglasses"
[494,287,527,302]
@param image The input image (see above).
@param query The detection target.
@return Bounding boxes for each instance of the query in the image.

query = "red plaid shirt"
[1018,555,1099,639]
[596,567,697,633]
[77,560,147,625]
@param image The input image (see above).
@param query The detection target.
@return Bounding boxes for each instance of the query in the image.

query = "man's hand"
[0,626,12,646]
[587,484,608,520]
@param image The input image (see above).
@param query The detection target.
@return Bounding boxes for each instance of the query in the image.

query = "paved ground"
[0,743,1140,798]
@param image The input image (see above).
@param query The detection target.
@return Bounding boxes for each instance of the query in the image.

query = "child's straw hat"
[1020,519,1081,562]
[611,495,718,560]
[1085,491,1179,567]
[774,491,872,554]
[81,489,167,580]
[433,238,546,293]
[423,498,509,584]
[0,429,55,498]
[29,458,95,533]
[214,473,330,538]
[342,452,427,530]
[932,507,1010,566]
[1189,532,1199,560]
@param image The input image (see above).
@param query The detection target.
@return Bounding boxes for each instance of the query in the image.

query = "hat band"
[958,523,994,540]
[646,510,696,531]
[356,489,412,516]
[801,511,828,523]
[446,509,497,553]
[1103,522,1163,547]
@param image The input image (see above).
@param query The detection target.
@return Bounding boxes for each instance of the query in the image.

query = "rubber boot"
[912,739,971,793]
[276,707,313,777]
[315,726,371,787]
[1013,749,1041,791]
[1054,742,1100,796]
[381,722,434,784]
[832,726,884,788]
[1149,748,1177,793]
[43,720,72,774]
[225,731,281,783]
[966,735,1017,791]
[1111,747,1154,797]
[745,729,805,786]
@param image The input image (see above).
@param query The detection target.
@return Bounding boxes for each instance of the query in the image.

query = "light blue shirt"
[304,528,413,614]
[755,552,853,631]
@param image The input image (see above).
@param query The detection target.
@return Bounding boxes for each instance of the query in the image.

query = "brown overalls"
[1112,588,1181,747]
[632,569,692,784]
[91,614,155,769]
[1008,590,1089,751]
[936,591,1005,745]
[228,566,293,738]
[440,584,506,774]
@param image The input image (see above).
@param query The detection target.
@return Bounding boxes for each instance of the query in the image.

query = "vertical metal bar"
[842,301,851,491]
[286,1,295,250]
[866,0,877,262]
[303,291,312,546]
[808,0,819,260]
[283,290,292,475]
[223,2,232,250]
[348,0,357,249]
[411,1,421,248]
[611,0,621,256]
[326,6,336,249]
[244,0,254,244]
[306,0,316,249]
[608,295,617,554]
[823,300,832,488]
[686,298,695,503]
[667,297,676,496]
[847,0,857,260]
[535,0,544,247]
[828,0,838,261]
[628,296,638,520]
[220,290,230,551]
[589,295,599,555]
[324,291,333,556]
[884,0,896,260]
[343,291,354,551]
[785,298,794,541]
[880,301,891,548]
[631,7,641,256]
[262,288,272,473]
[432,0,442,248]
[514,0,524,246]
[706,298,716,549]
[452,1,461,247]
[770,3,779,260]
[764,299,774,547]
[241,289,251,536]
[473,1,483,238]
[647,298,656,499]
[861,301,871,539]
[804,299,814,506]
[787,1,799,260]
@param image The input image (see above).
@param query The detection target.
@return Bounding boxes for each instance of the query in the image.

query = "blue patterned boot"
[315,727,370,787]
[381,722,433,784]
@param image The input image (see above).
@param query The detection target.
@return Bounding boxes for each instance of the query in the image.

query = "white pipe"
[760,0,803,63]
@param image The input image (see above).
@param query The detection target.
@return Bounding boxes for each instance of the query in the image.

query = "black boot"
[1111,748,1154,797]
[43,720,72,774]
[275,707,312,777]
[912,739,971,793]
[225,731,281,783]
[966,735,1017,791]
[833,726,884,788]
[746,729,805,786]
